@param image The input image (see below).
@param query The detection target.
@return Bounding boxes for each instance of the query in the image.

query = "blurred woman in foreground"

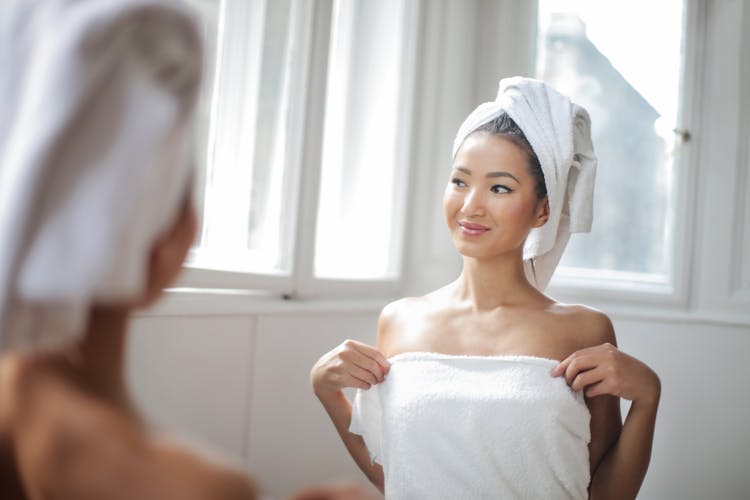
[0,1,373,498]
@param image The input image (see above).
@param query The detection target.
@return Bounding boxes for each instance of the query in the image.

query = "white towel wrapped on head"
[0,0,202,353]
[452,76,597,290]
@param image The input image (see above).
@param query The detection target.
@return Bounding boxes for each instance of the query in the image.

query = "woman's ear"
[140,196,197,307]
[533,197,550,228]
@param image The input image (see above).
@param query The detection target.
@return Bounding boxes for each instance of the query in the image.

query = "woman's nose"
[462,189,486,217]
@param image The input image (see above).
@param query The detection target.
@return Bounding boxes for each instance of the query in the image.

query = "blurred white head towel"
[452,77,597,290]
[0,0,202,352]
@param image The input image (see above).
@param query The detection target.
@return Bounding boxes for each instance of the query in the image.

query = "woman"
[0,2,259,497]
[0,1,374,498]
[311,77,660,499]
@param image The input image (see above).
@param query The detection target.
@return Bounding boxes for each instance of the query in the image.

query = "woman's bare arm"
[553,314,660,500]
[314,389,384,491]
[310,308,393,492]
[587,390,659,499]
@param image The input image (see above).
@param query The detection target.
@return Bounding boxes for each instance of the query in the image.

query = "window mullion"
[669,0,707,308]
[289,0,334,299]
[388,0,421,285]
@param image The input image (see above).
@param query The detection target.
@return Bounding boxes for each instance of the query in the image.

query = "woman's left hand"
[551,343,660,406]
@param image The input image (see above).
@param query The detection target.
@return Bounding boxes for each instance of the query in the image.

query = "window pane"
[245,0,295,270]
[194,0,300,275]
[314,0,413,280]
[184,0,220,243]
[536,0,684,279]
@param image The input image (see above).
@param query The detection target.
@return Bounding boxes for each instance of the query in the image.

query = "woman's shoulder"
[380,296,426,320]
[377,296,428,340]
[379,287,452,326]
[546,302,617,349]
[13,385,257,498]
[377,289,451,353]
[147,436,259,500]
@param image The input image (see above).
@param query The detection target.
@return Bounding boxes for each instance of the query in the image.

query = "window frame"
[154,0,750,328]
[543,0,706,308]
[181,0,299,295]
[176,0,421,299]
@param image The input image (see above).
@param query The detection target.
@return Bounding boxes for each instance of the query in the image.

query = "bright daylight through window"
[314,0,414,280]
[189,0,301,276]
[183,0,415,291]
[536,0,685,286]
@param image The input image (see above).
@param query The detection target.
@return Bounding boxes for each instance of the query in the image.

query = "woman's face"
[140,196,198,307]
[443,132,548,261]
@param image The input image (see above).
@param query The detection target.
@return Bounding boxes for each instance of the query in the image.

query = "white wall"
[127,1,750,499]
[612,317,750,500]
[128,310,383,497]
[127,311,750,499]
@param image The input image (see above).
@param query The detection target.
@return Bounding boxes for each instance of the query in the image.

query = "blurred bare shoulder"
[1,354,258,500]
[148,436,259,500]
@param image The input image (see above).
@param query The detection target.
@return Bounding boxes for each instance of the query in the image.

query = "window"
[184,1,220,209]
[315,0,415,280]
[536,0,687,292]
[181,0,418,295]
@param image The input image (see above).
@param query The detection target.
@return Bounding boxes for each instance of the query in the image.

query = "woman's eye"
[491,184,511,194]
[451,178,466,188]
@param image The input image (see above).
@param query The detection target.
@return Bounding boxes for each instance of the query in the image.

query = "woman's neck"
[70,305,132,410]
[455,252,546,310]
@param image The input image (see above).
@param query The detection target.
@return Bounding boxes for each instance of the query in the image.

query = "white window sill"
[136,287,750,329]
[135,288,390,318]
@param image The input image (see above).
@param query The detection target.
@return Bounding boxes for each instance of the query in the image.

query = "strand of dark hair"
[472,113,547,200]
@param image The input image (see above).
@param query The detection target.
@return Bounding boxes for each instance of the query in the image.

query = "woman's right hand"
[288,481,381,500]
[310,340,391,397]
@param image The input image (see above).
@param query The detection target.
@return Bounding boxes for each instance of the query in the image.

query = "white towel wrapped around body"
[350,352,591,499]
[452,77,597,290]
[0,0,202,352]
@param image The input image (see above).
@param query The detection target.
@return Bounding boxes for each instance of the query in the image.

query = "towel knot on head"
[452,76,597,290]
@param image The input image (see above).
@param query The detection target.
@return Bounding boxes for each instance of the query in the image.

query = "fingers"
[553,354,599,385]
[550,343,630,398]
[347,363,379,387]
[340,347,387,383]
[289,482,374,500]
[288,484,338,500]
[313,340,391,393]
[558,362,613,397]
[345,339,391,373]
[343,373,373,391]
[551,342,617,378]
[569,366,606,392]
[551,343,661,402]
[551,353,576,377]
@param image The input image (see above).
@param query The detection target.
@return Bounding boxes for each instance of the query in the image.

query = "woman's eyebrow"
[486,171,520,183]
[453,166,520,184]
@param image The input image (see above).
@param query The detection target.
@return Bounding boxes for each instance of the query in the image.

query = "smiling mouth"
[458,221,490,236]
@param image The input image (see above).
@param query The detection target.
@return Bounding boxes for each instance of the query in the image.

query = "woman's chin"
[453,239,523,261]
[453,242,493,260]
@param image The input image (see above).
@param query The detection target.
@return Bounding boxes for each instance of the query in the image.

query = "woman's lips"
[458,221,490,236]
